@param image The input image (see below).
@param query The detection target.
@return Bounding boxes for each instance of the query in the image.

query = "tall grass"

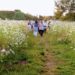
[0,20,75,75]
[48,21,75,75]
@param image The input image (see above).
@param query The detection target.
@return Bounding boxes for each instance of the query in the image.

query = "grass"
[47,28,75,75]
[0,32,45,75]
[4,30,75,75]
[1,22,75,75]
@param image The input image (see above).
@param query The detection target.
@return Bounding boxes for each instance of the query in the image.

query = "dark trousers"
[38,30,44,37]
[44,26,46,32]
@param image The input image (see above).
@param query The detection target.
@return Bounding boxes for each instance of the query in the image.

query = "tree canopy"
[0,10,38,20]
[54,0,75,21]
[55,0,75,13]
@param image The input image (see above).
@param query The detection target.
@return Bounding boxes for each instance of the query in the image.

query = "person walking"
[33,20,38,37]
[27,20,32,30]
[38,20,44,37]
[43,20,48,33]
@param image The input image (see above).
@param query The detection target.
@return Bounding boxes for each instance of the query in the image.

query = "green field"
[0,21,75,75]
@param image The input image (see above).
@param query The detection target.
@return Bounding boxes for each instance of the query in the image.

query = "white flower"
[9,49,15,55]
[70,46,73,49]
[73,48,75,51]
[1,48,6,53]
[6,51,10,55]
[0,48,15,56]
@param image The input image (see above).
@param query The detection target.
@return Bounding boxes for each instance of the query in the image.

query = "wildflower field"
[0,20,75,75]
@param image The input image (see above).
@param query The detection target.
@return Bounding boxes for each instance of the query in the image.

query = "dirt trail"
[41,49,58,75]
[40,40,58,75]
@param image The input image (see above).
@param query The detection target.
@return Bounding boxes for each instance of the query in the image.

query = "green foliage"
[13,10,25,20]
[0,26,44,75]
[48,24,75,75]
[54,9,75,21]
[54,10,63,20]
[60,13,75,21]
[0,11,14,19]
[55,0,75,21]
[0,24,28,74]
[1,21,75,75]
[0,10,38,20]
[55,0,75,13]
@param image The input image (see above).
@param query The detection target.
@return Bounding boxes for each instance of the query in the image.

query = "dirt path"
[40,39,58,75]
[41,49,58,75]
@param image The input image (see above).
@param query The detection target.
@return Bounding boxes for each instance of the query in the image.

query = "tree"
[0,10,38,20]
[55,0,75,21]
[55,0,75,13]
[54,8,63,19]
[14,10,25,20]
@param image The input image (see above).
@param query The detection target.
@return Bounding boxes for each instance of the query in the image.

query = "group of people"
[28,19,49,37]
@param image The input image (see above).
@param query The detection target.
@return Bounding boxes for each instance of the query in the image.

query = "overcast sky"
[0,0,55,16]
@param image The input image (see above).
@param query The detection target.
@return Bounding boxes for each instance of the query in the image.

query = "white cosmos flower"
[73,48,75,51]
[9,49,15,55]
[1,48,6,53]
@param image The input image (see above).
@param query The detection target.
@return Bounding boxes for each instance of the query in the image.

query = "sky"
[0,0,55,16]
